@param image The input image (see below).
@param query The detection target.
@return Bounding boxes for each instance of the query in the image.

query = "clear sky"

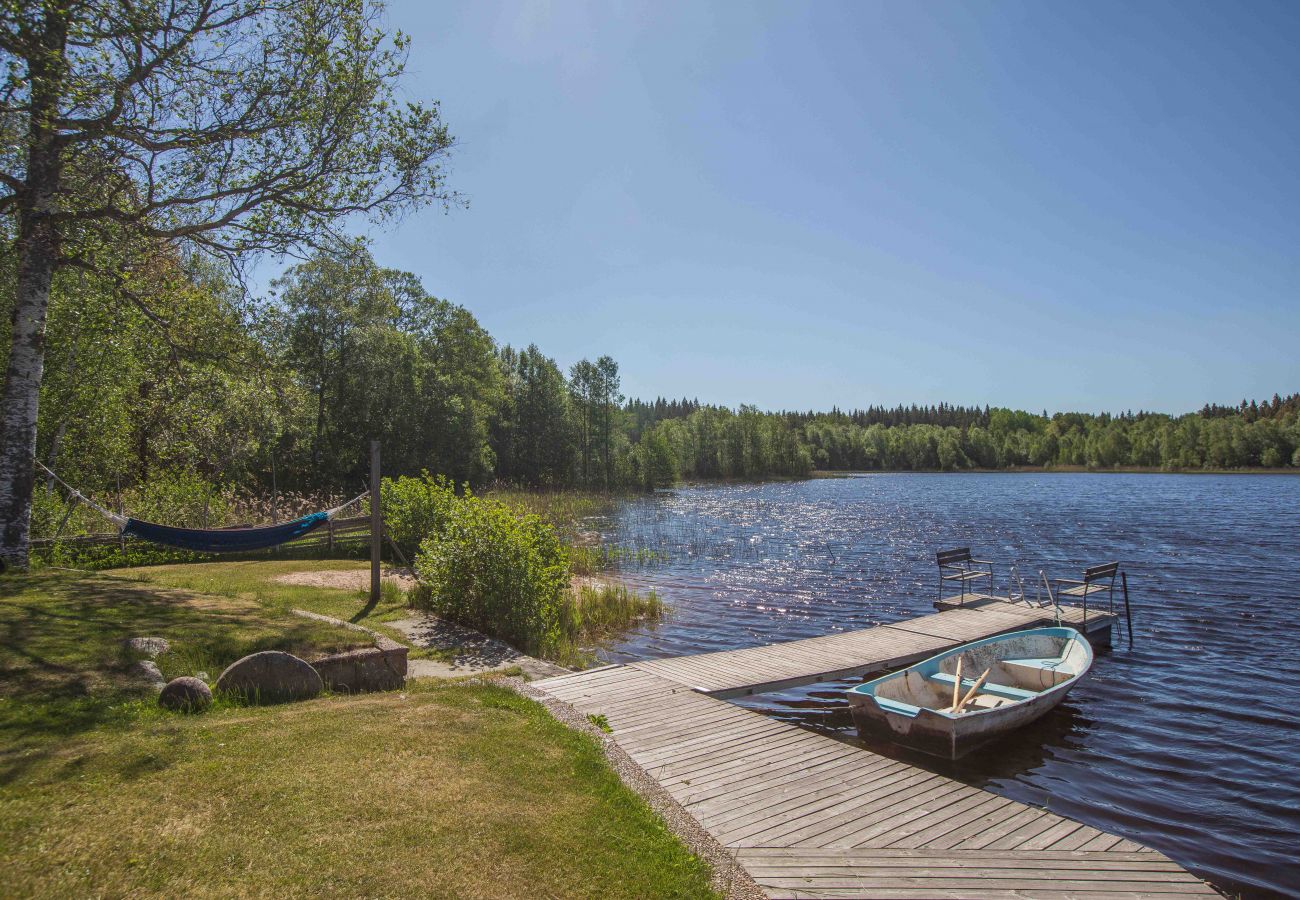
[353,0,1299,414]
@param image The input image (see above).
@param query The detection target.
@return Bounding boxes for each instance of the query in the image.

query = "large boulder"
[215,651,323,703]
[159,676,213,711]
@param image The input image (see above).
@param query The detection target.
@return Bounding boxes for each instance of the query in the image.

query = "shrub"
[413,490,574,658]
[381,473,458,561]
[127,469,233,528]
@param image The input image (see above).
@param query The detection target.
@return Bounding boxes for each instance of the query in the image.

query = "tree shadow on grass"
[0,572,364,785]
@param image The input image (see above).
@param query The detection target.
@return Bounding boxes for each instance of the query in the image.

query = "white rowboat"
[845,626,1093,759]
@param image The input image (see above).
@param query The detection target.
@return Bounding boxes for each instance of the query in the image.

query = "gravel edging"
[505,677,766,900]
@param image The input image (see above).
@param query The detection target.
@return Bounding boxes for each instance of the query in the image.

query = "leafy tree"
[0,0,455,568]
[271,246,500,488]
[594,355,622,489]
[495,344,575,486]
[568,359,598,486]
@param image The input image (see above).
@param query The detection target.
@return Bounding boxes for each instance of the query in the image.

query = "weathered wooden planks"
[534,601,1214,899]
[627,599,1112,698]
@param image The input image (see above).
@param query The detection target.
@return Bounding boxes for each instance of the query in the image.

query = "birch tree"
[0,0,455,568]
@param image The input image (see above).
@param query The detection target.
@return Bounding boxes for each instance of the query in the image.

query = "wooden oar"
[954,667,991,714]
[951,657,963,712]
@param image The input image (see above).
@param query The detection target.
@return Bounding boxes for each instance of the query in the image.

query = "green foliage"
[407,486,665,663]
[629,423,681,489]
[493,344,577,486]
[413,490,574,658]
[650,404,814,480]
[801,404,1300,471]
[380,472,459,561]
[271,245,503,489]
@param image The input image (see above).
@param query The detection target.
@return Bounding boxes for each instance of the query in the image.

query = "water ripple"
[598,474,1300,898]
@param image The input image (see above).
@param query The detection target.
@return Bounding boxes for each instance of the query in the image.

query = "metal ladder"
[1014,563,1134,645]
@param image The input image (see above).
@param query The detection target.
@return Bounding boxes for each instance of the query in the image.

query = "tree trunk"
[0,10,66,571]
[0,197,59,571]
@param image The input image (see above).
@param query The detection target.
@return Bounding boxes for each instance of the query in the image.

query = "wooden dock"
[536,600,1216,898]
[630,599,1110,699]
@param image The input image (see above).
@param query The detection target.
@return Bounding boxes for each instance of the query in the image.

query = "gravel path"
[508,677,766,900]
[391,613,568,681]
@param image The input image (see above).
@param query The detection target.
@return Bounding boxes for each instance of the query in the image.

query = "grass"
[111,553,663,670]
[0,571,718,898]
[574,581,663,640]
[487,486,619,542]
[0,570,370,753]
[106,559,413,640]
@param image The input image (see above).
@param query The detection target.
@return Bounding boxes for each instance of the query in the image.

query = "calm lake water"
[591,474,1300,899]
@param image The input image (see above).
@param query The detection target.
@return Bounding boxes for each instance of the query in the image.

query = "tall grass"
[573,582,663,640]
[568,544,669,576]
[485,486,619,541]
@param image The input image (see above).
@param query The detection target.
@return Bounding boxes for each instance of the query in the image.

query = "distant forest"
[636,395,1300,475]
[19,239,1299,535]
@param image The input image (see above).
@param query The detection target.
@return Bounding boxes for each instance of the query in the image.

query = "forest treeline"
[18,240,1300,530]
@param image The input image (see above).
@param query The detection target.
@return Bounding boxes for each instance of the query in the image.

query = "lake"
[591,473,1300,899]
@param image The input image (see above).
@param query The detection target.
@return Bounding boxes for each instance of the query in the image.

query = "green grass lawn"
[108,558,413,637]
[0,572,717,898]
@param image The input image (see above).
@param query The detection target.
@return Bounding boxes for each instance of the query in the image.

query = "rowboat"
[845,626,1093,759]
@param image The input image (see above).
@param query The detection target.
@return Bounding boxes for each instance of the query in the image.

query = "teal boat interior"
[847,626,1090,719]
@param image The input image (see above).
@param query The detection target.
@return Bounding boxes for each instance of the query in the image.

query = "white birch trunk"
[0,241,55,570]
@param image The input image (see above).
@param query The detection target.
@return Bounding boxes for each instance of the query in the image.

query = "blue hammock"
[36,461,368,553]
[121,511,331,553]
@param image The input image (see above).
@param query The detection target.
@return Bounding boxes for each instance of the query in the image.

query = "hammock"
[37,462,367,553]
[121,511,334,553]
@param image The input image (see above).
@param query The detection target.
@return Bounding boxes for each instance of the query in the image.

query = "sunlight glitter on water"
[593,474,1300,899]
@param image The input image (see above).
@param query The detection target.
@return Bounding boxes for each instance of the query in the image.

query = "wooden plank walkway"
[536,603,1216,898]
[629,599,1109,698]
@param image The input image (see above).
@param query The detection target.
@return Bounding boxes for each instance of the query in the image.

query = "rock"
[215,650,323,703]
[159,676,212,711]
[123,636,170,657]
[130,659,167,687]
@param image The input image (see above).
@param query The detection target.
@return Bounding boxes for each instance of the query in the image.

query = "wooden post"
[115,474,126,558]
[370,440,381,605]
[1121,571,1134,647]
[270,452,279,524]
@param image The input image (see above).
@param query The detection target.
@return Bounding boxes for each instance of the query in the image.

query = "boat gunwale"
[845,626,1093,721]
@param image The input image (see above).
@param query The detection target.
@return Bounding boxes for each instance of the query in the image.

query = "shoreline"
[810,466,1300,477]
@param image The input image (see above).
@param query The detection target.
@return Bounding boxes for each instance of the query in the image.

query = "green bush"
[127,470,232,528]
[381,473,458,562]
[413,490,574,659]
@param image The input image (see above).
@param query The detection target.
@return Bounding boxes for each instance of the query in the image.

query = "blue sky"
[348,0,1299,414]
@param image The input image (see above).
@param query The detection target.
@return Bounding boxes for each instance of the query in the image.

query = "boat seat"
[927,671,1037,701]
[1001,657,1074,687]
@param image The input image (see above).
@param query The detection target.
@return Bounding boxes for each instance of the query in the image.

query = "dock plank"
[626,600,1109,697]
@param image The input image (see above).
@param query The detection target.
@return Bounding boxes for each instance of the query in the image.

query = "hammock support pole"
[370,440,382,606]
